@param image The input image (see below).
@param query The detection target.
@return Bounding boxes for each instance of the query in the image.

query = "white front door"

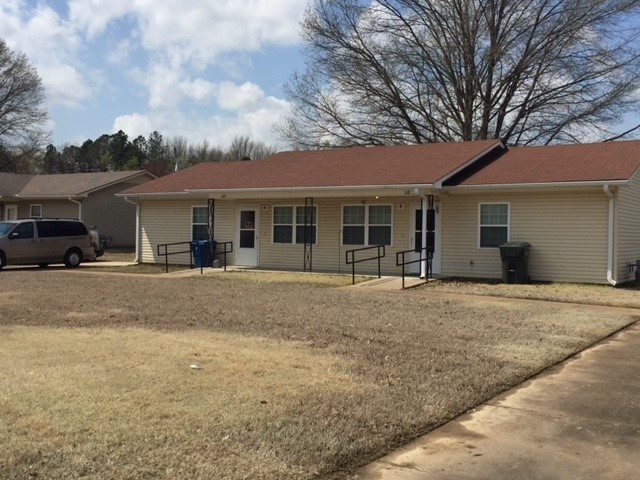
[410,203,441,275]
[4,205,17,220]
[236,207,259,266]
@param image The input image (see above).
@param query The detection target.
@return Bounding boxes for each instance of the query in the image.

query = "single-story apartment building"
[120,139,640,285]
[0,170,156,247]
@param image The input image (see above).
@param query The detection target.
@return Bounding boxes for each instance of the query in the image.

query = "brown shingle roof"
[123,140,503,195]
[457,140,640,186]
[0,173,32,196]
[0,171,153,197]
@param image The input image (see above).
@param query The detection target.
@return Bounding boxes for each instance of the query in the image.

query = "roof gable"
[123,140,504,195]
[0,173,32,196]
[455,141,640,186]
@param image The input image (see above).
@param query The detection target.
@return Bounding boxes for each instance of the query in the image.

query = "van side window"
[36,221,87,237]
[12,222,34,239]
[36,221,62,237]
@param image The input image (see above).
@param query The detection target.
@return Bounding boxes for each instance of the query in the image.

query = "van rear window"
[36,221,88,237]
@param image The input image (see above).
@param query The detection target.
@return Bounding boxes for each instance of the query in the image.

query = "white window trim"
[191,205,209,241]
[478,202,510,249]
[30,204,42,219]
[341,204,393,246]
[272,205,318,245]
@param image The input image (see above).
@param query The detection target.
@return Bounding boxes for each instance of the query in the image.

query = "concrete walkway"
[354,322,640,480]
[349,275,428,290]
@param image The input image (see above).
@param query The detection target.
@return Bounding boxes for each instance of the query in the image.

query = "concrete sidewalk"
[354,322,640,480]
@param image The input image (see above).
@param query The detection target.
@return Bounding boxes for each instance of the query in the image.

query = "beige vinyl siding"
[139,196,426,275]
[210,201,236,265]
[258,197,413,275]
[17,200,78,219]
[139,198,236,265]
[442,190,610,283]
[615,173,640,283]
[83,183,138,246]
[140,199,195,265]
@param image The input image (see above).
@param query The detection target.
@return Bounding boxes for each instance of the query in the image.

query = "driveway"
[354,321,640,479]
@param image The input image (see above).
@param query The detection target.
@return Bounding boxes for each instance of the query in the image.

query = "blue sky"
[0,0,309,149]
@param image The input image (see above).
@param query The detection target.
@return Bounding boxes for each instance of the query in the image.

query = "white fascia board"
[446,179,629,192]
[185,184,435,199]
[15,194,88,199]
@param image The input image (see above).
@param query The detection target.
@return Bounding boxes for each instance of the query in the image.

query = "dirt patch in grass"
[0,270,637,479]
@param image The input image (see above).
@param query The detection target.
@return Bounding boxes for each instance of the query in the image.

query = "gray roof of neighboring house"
[0,171,155,199]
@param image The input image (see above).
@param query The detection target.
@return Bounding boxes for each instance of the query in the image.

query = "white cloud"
[181,79,218,103]
[0,2,91,108]
[107,39,134,66]
[113,94,290,149]
[40,64,92,108]
[112,113,152,138]
[68,0,135,38]
[134,0,305,62]
[217,82,270,112]
[1,1,305,147]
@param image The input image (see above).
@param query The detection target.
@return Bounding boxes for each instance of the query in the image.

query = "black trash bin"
[499,242,531,284]
[192,240,215,268]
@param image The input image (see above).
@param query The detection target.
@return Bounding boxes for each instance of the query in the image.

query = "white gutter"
[68,197,82,220]
[451,179,628,191]
[186,183,435,195]
[124,196,140,263]
[604,185,617,286]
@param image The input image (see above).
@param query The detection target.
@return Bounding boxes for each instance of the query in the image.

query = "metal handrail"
[156,240,234,273]
[215,241,233,272]
[156,241,195,273]
[395,247,432,289]
[345,244,385,285]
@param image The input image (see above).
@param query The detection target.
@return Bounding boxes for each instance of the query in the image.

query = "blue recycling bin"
[192,240,215,267]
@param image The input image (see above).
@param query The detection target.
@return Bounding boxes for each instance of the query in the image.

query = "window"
[368,205,392,246]
[479,203,509,248]
[295,206,316,244]
[343,205,365,245]
[342,204,392,246]
[11,222,34,239]
[36,220,87,237]
[30,204,42,219]
[272,206,316,244]
[192,206,209,241]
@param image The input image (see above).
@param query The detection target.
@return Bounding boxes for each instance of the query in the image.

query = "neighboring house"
[0,170,156,247]
[120,139,640,285]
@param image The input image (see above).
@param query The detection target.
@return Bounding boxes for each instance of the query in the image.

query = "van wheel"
[0,252,5,270]
[64,249,82,268]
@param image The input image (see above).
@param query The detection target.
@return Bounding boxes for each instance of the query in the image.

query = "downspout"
[68,196,82,220]
[124,196,140,263]
[604,185,617,286]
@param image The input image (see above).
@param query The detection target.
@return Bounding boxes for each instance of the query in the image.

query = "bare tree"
[279,0,640,147]
[225,135,278,160]
[0,39,49,151]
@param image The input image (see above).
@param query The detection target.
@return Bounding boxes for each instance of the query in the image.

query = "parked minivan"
[0,219,95,269]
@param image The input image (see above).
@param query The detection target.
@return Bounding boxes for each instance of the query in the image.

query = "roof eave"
[15,194,88,199]
[121,183,438,200]
[446,179,629,191]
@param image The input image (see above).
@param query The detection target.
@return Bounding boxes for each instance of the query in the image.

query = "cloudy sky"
[0,0,309,149]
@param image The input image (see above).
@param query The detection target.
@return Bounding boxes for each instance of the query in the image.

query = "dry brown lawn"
[0,268,637,480]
